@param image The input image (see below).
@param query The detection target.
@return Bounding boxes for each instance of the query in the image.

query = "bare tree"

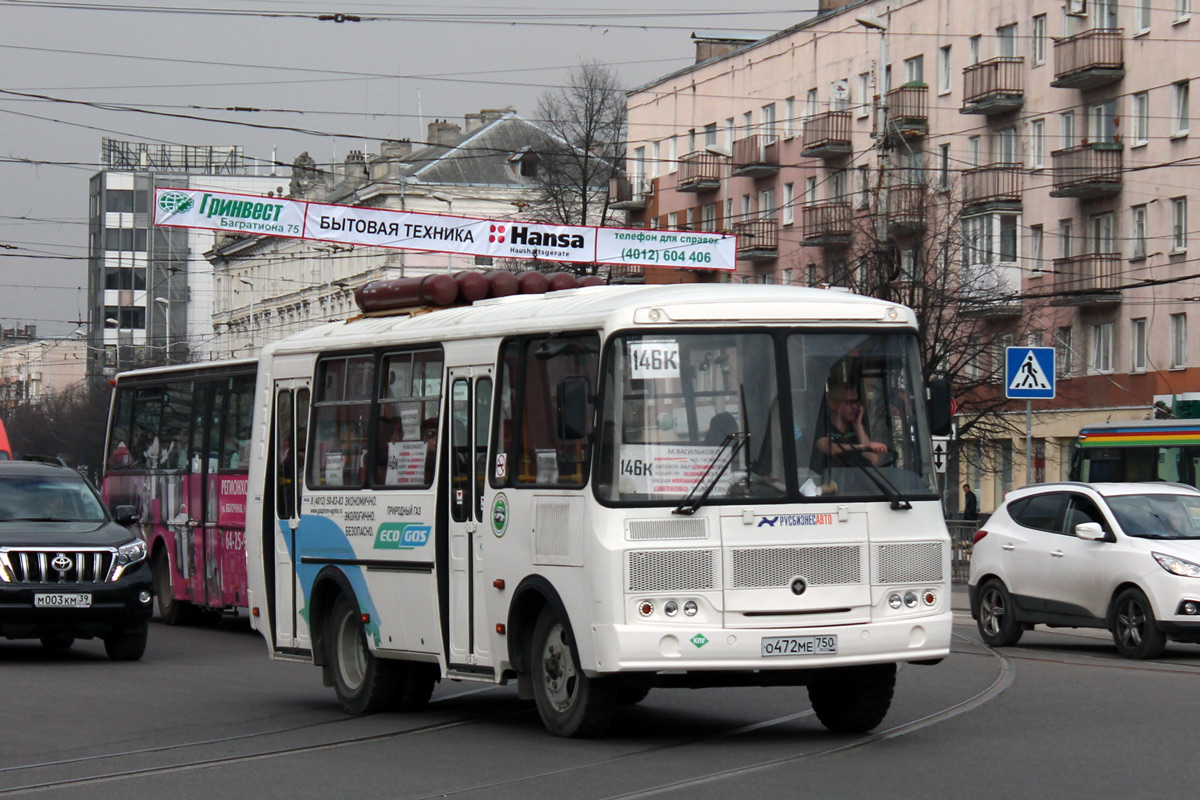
[5,383,110,478]
[528,60,626,274]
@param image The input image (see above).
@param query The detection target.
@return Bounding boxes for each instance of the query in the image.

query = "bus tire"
[104,621,149,661]
[153,550,192,626]
[396,662,439,711]
[530,606,616,738]
[807,662,896,734]
[327,593,399,714]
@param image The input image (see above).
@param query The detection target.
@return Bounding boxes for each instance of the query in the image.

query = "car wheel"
[153,550,192,626]
[1111,587,1167,660]
[807,662,896,734]
[39,636,74,650]
[104,621,148,661]
[530,606,616,738]
[327,593,400,714]
[977,578,1023,647]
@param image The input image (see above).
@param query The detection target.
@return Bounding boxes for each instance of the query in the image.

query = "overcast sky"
[0,1,814,337]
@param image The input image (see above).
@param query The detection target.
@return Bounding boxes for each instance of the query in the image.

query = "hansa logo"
[756,514,834,527]
[374,523,431,550]
[157,191,194,215]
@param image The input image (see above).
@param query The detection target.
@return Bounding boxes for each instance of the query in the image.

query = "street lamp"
[104,317,120,373]
[154,296,170,363]
[237,277,255,354]
[431,192,455,273]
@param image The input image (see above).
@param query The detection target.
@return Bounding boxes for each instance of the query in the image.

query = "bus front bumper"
[589,611,952,674]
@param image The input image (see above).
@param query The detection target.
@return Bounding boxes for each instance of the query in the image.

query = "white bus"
[244,281,954,737]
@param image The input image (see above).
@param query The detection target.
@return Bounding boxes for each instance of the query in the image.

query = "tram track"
[0,638,1014,798]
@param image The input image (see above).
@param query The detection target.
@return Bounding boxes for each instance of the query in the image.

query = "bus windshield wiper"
[674,432,749,516]
[839,451,913,511]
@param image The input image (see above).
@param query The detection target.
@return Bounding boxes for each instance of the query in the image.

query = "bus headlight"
[903,591,918,608]
[888,593,903,609]
[683,601,698,616]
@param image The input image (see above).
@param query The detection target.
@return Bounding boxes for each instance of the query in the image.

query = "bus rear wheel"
[530,606,616,738]
[327,593,400,714]
[807,662,896,734]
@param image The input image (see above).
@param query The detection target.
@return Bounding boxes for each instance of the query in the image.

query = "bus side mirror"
[557,377,589,441]
[927,378,953,437]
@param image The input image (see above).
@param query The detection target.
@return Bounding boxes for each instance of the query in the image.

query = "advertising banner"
[154,188,736,271]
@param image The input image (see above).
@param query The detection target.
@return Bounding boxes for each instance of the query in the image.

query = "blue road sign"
[1006,346,1056,400]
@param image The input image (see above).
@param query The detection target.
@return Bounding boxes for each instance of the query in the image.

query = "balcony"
[731,135,780,178]
[801,202,853,248]
[608,176,651,210]
[961,57,1025,115]
[887,184,926,235]
[1050,143,1122,198]
[1050,253,1123,305]
[962,163,1024,213]
[731,218,779,262]
[801,111,853,159]
[884,83,929,141]
[676,151,725,193]
[1052,28,1124,89]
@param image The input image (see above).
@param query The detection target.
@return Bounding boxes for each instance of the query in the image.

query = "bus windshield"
[595,329,937,505]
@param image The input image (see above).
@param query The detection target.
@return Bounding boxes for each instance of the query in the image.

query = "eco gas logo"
[157,191,194,215]
[373,523,431,550]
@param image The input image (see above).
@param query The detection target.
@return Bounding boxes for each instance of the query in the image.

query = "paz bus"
[103,359,256,624]
[1071,419,1200,488]
[243,277,954,737]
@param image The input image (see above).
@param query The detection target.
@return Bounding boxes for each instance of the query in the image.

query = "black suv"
[0,461,152,659]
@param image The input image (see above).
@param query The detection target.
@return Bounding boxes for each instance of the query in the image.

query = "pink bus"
[103,360,256,624]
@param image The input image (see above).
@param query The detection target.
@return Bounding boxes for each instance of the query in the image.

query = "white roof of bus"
[267,283,916,356]
[113,356,258,382]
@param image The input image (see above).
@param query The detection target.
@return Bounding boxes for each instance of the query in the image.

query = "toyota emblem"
[51,553,73,572]
[790,577,808,596]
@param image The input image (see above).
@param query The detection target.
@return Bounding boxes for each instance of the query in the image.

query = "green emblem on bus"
[491,493,509,537]
[690,633,709,648]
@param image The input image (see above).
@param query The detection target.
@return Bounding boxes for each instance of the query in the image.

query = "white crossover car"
[968,482,1200,659]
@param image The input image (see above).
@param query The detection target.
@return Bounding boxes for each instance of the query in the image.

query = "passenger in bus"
[813,382,888,468]
[704,411,740,446]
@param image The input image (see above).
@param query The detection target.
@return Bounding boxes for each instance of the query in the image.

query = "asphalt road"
[3,599,1199,800]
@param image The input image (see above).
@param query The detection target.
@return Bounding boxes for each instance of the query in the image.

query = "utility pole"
[858,11,891,289]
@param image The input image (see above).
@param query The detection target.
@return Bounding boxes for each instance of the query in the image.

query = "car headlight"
[1153,552,1200,578]
[116,540,148,567]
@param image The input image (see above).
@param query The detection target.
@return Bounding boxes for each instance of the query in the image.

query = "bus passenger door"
[447,367,494,670]
[271,381,310,650]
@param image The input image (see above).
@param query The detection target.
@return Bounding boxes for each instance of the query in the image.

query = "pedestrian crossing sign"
[1005,347,1056,399]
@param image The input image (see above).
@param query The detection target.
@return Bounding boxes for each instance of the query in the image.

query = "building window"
[967,135,981,167]
[903,55,924,83]
[1136,0,1151,31]
[667,212,678,229]
[1060,111,1075,149]
[784,97,796,138]
[1033,15,1047,64]
[1171,313,1189,367]
[782,268,793,285]
[1056,326,1074,378]
[804,177,817,206]
[856,73,871,118]
[1031,119,1045,169]
[968,34,981,65]
[668,137,678,174]
[1131,317,1148,372]
[760,103,776,139]
[806,264,817,286]
[938,143,951,190]
[1174,81,1190,136]
[741,194,752,217]
[725,118,735,150]
[1131,204,1147,259]
[1090,322,1114,374]
[703,124,717,147]
[701,203,717,232]
[1133,92,1150,145]
[1029,224,1045,274]
[783,183,795,225]
[1089,98,1117,143]
[996,24,1017,57]
[938,45,952,94]
[999,215,1018,263]
[996,126,1017,163]
[1059,219,1074,259]
[1172,197,1188,251]
[806,89,819,117]
[1090,211,1115,255]
[759,188,776,220]
[1175,0,1190,22]
[650,141,660,178]
[829,169,847,201]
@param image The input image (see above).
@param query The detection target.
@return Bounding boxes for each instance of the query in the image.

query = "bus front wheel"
[327,593,399,714]
[530,606,616,738]
[807,662,896,734]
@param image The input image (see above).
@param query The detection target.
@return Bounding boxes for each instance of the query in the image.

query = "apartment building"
[618,0,1200,511]
[87,138,282,375]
